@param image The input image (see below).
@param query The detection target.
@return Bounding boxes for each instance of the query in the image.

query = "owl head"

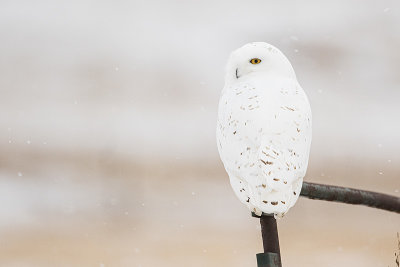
[225,42,296,83]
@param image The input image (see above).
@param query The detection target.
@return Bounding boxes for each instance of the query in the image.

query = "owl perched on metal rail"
[217,42,312,217]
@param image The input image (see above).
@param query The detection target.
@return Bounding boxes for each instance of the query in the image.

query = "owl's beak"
[235,68,240,79]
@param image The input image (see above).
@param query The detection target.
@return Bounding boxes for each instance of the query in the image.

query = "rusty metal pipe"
[256,215,282,267]
[300,182,400,213]
[253,182,399,267]
[260,216,281,255]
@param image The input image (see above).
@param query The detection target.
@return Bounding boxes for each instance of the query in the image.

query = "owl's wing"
[253,86,312,215]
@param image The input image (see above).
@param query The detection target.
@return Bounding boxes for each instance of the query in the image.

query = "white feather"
[217,42,312,217]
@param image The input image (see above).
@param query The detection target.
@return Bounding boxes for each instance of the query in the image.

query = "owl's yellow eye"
[250,58,262,64]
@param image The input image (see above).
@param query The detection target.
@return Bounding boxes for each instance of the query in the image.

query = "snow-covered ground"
[0,0,399,266]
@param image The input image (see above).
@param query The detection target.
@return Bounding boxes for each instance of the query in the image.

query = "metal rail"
[301,182,400,213]
[254,182,400,267]
[256,215,281,267]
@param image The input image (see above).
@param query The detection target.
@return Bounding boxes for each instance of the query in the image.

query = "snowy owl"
[216,42,312,217]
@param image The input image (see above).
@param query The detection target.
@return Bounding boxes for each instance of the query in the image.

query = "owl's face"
[225,42,295,83]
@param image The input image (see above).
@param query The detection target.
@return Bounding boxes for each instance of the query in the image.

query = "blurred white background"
[0,1,399,266]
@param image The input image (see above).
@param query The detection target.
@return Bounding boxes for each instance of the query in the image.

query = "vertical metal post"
[256,214,282,267]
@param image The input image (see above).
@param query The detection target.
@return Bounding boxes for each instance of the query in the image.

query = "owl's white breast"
[218,75,310,161]
[217,73,312,215]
